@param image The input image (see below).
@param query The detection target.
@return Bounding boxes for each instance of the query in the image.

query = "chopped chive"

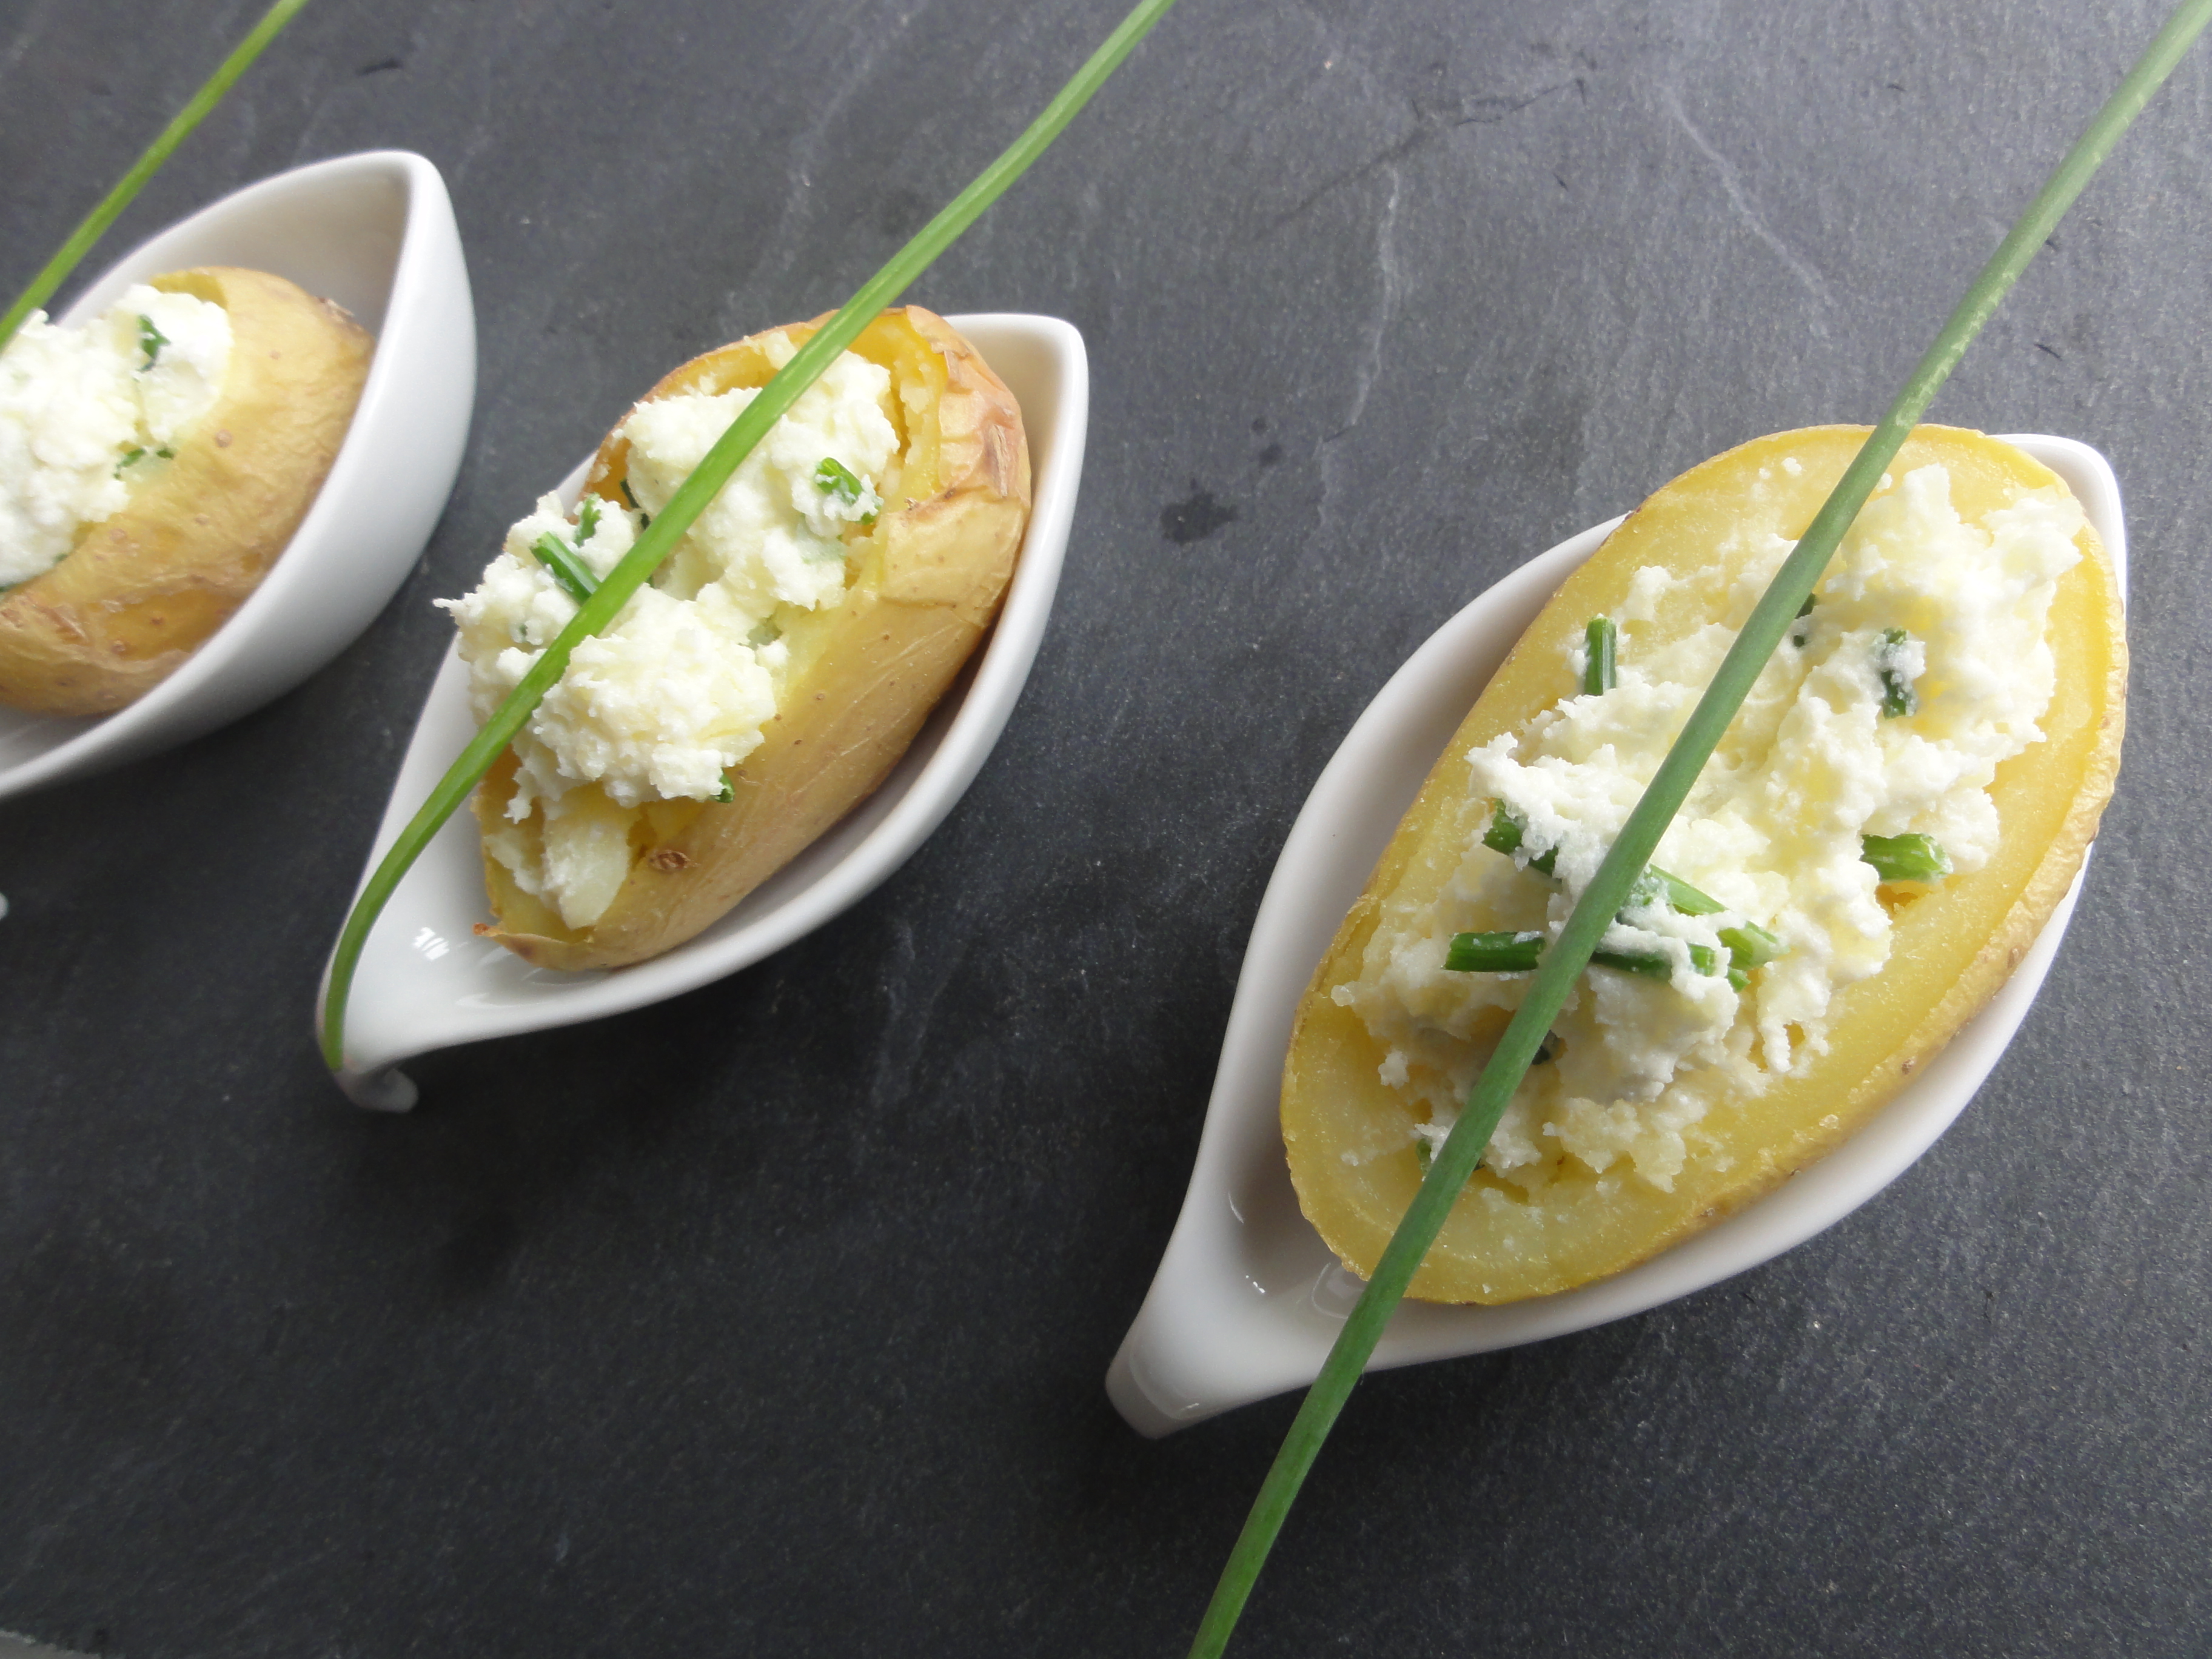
[1589,945,1668,979]
[618,477,640,511]
[1447,931,1719,982]
[115,443,175,475]
[815,457,878,525]
[1443,930,1544,973]
[714,774,734,804]
[1875,626,1919,717]
[814,455,865,506]
[1632,866,1726,917]
[1501,807,1780,973]
[528,532,598,605]
[1727,968,1749,992]
[577,496,600,542]
[1480,802,1523,857]
[1797,592,1818,618]
[1592,942,1720,980]
[1791,592,1817,646]
[1503,813,1783,976]
[1862,831,1951,883]
[1583,615,1617,695]
[1717,920,1782,972]
[1482,801,1557,876]
[136,314,169,368]
[1413,1135,1482,1176]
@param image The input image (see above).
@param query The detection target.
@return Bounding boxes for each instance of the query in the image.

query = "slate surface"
[2,1,2208,1654]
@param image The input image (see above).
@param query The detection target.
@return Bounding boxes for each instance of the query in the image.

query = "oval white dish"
[321,313,1089,1111]
[1107,434,2127,1437]
[0,150,476,802]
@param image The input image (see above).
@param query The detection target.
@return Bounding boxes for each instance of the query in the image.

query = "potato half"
[0,266,372,716]
[475,306,1031,971]
[1283,426,2127,1303]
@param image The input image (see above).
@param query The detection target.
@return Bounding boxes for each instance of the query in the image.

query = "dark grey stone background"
[2,0,2207,1654]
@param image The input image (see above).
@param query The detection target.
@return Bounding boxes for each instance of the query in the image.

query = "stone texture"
[1,0,2207,1654]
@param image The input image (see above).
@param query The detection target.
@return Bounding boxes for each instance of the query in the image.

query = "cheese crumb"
[0,284,231,588]
[1338,462,2083,1192]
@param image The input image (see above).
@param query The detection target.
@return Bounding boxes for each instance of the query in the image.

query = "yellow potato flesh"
[0,267,372,716]
[475,306,1030,971]
[1282,426,2127,1303]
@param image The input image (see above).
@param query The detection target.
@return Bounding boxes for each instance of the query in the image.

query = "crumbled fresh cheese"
[0,284,231,588]
[440,344,899,928]
[1335,463,2085,1194]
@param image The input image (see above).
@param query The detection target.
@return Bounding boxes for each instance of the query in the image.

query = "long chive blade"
[1187,6,2211,1652]
[318,0,1182,1071]
[0,0,315,352]
[1583,615,1617,695]
[1861,831,1952,883]
[1491,806,1724,920]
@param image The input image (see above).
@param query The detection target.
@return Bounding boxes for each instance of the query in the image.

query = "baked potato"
[452,305,1030,971]
[1283,426,2127,1303]
[0,266,373,716]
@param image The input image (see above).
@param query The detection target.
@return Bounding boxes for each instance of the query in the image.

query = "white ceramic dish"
[322,313,1088,1111]
[0,151,475,802]
[1107,435,2127,1436]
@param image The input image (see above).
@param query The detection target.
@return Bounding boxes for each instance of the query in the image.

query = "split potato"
[1283,426,2127,1303]
[0,266,372,716]
[474,306,1030,971]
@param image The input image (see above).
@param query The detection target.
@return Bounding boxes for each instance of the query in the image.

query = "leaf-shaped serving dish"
[0,150,475,801]
[324,314,1088,1111]
[1107,435,2127,1436]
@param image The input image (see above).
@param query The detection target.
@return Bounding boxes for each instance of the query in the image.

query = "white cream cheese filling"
[441,346,899,929]
[0,284,232,589]
[1334,462,2085,1194]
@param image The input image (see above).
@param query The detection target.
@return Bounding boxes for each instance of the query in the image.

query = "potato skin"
[0,266,373,715]
[1282,427,2128,1304]
[476,306,1031,971]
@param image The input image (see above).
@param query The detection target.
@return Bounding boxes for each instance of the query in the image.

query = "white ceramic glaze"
[1107,435,2127,1436]
[323,314,1088,1111]
[0,151,476,800]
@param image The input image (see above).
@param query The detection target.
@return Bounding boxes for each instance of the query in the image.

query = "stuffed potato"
[444,306,1030,971]
[0,266,373,716]
[1283,426,2126,1303]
